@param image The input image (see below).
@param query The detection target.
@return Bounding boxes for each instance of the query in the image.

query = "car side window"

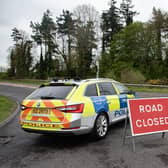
[98,82,116,95]
[85,84,98,97]
[114,82,130,94]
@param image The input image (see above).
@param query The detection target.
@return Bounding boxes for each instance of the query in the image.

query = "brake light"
[56,104,84,113]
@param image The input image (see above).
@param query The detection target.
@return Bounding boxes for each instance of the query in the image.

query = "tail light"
[56,104,84,113]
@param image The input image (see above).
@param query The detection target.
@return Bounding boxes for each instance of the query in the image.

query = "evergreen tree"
[56,10,76,76]
[120,0,138,26]
[100,22,156,80]
[74,4,98,78]
[75,21,97,77]
[101,0,122,52]
[41,10,57,75]
[8,49,16,77]
[30,10,57,78]
[151,8,165,63]
[10,28,33,78]
[148,8,168,78]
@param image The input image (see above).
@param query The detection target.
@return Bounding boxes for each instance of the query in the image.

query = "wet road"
[0,85,168,168]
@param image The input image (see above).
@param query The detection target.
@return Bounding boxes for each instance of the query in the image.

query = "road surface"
[0,84,168,168]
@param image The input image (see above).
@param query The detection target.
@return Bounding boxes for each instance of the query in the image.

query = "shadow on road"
[30,120,126,151]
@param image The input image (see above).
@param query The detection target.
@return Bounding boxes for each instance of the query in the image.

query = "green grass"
[128,86,168,93]
[0,95,17,122]
[1,79,168,93]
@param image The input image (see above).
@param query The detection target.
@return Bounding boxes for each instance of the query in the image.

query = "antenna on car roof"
[74,77,81,81]
[52,78,58,82]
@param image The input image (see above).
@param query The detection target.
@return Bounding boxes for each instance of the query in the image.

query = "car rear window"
[26,85,75,100]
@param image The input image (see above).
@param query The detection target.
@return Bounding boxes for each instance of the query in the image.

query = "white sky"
[0,0,168,67]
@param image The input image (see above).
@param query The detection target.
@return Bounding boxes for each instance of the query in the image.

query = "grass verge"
[128,86,168,94]
[0,79,48,86]
[1,79,168,93]
[0,95,17,122]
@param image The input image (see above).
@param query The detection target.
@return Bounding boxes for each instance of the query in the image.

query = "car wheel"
[92,113,108,139]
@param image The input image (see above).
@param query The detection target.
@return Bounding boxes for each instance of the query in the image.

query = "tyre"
[91,113,109,139]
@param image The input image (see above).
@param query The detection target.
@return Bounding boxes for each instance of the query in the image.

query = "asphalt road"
[0,85,168,168]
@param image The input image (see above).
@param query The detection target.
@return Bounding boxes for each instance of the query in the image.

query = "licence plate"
[32,108,51,115]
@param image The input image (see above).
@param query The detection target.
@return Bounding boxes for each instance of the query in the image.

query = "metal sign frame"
[128,97,168,136]
[122,98,167,152]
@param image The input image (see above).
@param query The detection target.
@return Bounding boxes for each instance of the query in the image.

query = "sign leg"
[132,137,136,152]
[122,109,128,145]
[162,132,165,139]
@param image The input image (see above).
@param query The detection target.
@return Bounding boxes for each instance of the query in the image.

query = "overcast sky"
[0,0,168,67]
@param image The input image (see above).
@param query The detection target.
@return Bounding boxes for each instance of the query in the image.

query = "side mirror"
[120,90,135,95]
[129,90,136,95]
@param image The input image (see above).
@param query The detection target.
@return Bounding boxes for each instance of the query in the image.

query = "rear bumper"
[22,126,92,135]
[20,115,95,135]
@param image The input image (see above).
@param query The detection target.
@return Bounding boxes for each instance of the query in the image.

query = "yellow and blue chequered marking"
[90,95,128,118]
[119,94,128,108]
[91,96,109,113]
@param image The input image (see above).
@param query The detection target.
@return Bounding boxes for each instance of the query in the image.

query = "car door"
[97,82,122,123]
[113,82,135,119]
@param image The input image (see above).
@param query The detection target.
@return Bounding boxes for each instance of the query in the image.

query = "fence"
[125,83,168,88]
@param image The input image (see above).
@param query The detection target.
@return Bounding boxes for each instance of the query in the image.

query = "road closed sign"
[128,98,168,136]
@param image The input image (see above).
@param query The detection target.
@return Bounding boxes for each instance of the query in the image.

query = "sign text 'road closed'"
[128,98,168,136]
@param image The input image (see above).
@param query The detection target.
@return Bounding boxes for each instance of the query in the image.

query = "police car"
[20,78,135,139]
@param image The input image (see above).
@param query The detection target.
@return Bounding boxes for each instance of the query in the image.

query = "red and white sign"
[128,98,168,136]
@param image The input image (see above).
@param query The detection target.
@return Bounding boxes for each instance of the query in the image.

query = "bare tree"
[73,4,100,77]
[73,4,99,25]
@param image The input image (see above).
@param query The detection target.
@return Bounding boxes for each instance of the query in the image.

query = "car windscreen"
[26,85,75,100]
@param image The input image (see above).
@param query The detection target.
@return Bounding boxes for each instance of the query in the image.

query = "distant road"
[0,82,37,89]
[0,84,168,168]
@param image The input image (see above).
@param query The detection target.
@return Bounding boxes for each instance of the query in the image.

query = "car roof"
[48,78,120,86]
[82,78,118,83]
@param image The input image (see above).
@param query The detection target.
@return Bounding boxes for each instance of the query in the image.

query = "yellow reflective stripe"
[22,125,61,131]
[112,83,120,94]
[21,100,72,124]
[65,113,72,121]
[25,110,33,121]
[106,95,120,111]
[96,83,100,96]
[21,120,64,130]
[66,86,77,99]
[82,98,95,117]
[127,94,135,99]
